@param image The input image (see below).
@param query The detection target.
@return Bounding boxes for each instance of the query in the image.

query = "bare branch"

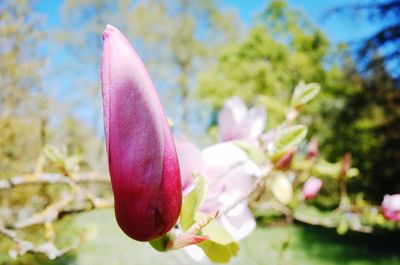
[13,192,76,228]
[0,172,110,190]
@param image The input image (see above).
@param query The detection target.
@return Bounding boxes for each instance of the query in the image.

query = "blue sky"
[36,0,380,44]
[34,0,382,133]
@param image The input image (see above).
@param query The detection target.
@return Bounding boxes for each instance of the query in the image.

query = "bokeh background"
[1,0,399,264]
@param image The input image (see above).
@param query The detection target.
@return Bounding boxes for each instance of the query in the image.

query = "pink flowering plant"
[1,25,399,263]
[98,25,399,263]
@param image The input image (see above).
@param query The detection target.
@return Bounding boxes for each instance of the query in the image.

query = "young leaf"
[258,95,288,115]
[234,141,266,165]
[291,81,320,107]
[201,221,236,245]
[180,174,207,231]
[269,125,307,161]
[337,218,349,235]
[43,145,65,164]
[64,154,83,173]
[149,234,170,252]
[198,222,239,263]
[199,241,239,263]
[311,160,341,179]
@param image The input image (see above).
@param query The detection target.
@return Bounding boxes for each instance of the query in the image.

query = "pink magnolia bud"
[101,25,182,241]
[276,148,296,170]
[381,194,400,221]
[306,138,319,161]
[302,177,323,200]
[340,153,352,177]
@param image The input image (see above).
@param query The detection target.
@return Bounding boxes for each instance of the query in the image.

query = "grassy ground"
[2,209,400,265]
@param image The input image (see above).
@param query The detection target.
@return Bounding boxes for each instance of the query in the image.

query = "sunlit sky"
[36,0,380,44]
[34,0,382,134]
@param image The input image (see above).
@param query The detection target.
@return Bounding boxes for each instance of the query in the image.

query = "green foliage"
[0,0,46,178]
[196,0,352,135]
[326,59,400,201]
[234,141,267,165]
[199,222,239,263]
[149,234,169,252]
[291,81,321,108]
[337,217,349,235]
[0,117,42,178]
[121,0,240,131]
[198,241,239,263]
[180,174,207,231]
[196,0,400,202]
[44,145,83,174]
[269,125,307,161]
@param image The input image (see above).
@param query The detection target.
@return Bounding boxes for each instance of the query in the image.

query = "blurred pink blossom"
[174,136,204,193]
[218,97,266,142]
[276,148,296,170]
[382,194,400,221]
[306,138,319,161]
[175,137,260,242]
[302,177,323,200]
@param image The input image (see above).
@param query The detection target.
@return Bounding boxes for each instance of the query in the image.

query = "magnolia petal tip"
[103,24,117,39]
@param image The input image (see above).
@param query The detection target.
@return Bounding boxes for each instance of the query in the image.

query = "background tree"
[329,0,400,80]
[0,0,47,178]
[54,0,123,166]
[121,0,240,133]
[325,0,400,201]
[196,0,358,141]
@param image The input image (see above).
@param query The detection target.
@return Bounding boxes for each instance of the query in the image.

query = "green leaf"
[337,218,349,235]
[201,221,236,245]
[269,125,307,161]
[234,141,266,165]
[291,81,321,107]
[311,160,341,178]
[258,95,288,115]
[198,222,239,263]
[199,241,239,263]
[43,145,65,164]
[149,234,170,252]
[180,174,207,231]
[64,154,83,173]
[347,168,359,178]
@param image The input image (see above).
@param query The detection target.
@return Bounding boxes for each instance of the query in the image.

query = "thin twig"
[0,173,110,190]
[222,165,273,215]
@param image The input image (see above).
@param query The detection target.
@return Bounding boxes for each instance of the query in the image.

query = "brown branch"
[0,224,79,260]
[1,169,113,260]
[9,176,113,229]
[13,192,76,228]
[293,211,373,234]
[0,172,110,190]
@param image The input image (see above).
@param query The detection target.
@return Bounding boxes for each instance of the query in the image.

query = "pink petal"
[201,142,254,191]
[240,106,266,141]
[302,177,323,200]
[200,142,259,213]
[220,200,256,241]
[382,194,400,221]
[174,135,205,192]
[218,97,247,141]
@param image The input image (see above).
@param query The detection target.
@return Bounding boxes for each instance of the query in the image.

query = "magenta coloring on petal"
[101,25,181,241]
